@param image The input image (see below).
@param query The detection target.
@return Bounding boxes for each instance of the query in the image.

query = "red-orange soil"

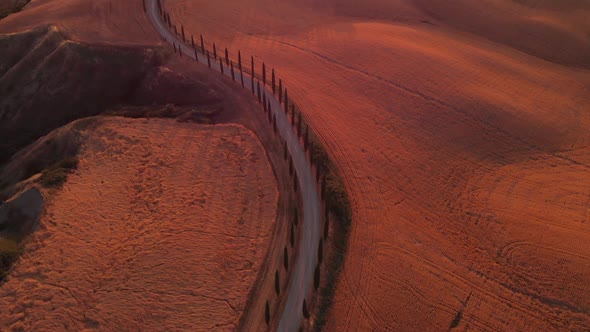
[0,0,159,45]
[165,1,590,330]
[0,118,278,331]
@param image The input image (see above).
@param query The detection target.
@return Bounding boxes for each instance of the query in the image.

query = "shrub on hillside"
[39,156,79,188]
[0,237,20,282]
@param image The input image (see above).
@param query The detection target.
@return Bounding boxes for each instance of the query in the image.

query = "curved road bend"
[145,1,322,331]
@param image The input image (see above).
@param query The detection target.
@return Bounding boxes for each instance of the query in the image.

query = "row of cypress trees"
[156,1,332,327]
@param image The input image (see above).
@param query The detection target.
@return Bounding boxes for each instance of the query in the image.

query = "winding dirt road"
[145,1,322,331]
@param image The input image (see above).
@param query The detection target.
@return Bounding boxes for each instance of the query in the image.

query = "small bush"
[305,122,352,331]
[55,156,79,170]
[40,168,70,187]
[105,105,218,124]
[0,237,20,282]
[39,156,79,188]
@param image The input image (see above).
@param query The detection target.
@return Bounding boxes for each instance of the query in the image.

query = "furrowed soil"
[0,0,159,45]
[0,117,278,331]
[0,2,299,331]
[165,0,590,331]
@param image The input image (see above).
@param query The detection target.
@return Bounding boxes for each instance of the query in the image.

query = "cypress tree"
[207,50,211,69]
[194,48,199,63]
[240,67,244,87]
[257,81,261,103]
[265,301,270,325]
[267,103,272,123]
[213,43,217,58]
[181,25,185,42]
[230,62,235,81]
[291,105,295,125]
[272,69,276,95]
[283,247,288,270]
[316,159,321,183]
[267,100,271,119]
[200,34,205,53]
[284,141,288,161]
[273,114,277,134]
[274,270,280,295]
[302,299,310,319]
[278,79,282,103]
[289,156,293,176]
[263,95,267,113]
[294,173,298,193]
[238,51,242,70]
[251,56,255,78]
[167,13,171,28]
[323,210,329,239]
[225,48,229,66]
[219,58,223,74]
[262,62,266,86]
[314,264,320,290]
[318,238,323,263]
[290,223,295,247]
[284,89,288,112]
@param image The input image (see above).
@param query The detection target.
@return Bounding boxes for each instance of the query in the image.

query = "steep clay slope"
[0,117,278,331]
[0,0,30,19]
[0,0,158,45]
[165,0,590,330]
[0,25,162,164]
[0,3,297,331]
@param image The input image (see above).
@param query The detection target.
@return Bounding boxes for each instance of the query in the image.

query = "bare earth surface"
[164,1,590,331]
[1,0,589,330]
[0,118,278,331]
[0,0,159,45]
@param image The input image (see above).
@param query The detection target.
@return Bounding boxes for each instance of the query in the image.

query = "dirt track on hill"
[164,1,590,331]
[147,2,324,330]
